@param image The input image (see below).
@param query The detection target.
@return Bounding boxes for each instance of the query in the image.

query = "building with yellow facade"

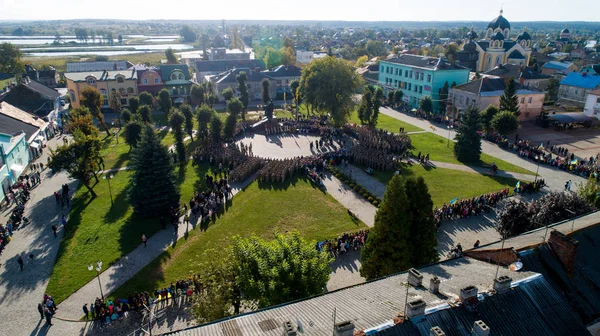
[65,69,138,109]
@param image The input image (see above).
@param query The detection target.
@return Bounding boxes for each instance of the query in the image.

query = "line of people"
[315,230,369,256]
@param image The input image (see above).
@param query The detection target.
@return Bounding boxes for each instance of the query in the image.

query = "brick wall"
[547,230,579,273]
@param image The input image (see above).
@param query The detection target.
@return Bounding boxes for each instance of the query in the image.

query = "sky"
[1,0,599,22]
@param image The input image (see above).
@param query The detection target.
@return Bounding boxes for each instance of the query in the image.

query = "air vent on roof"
[473,320,490,336]
[258,318,278,332]
[430,326,446,336]
[406,299,426,318]
[282,320,297,336]
[334,321,355,336]
[408,268,423,287]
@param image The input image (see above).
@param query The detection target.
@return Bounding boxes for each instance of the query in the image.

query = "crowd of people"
[37,294,58,326]
[433,189,511,223]
[229,157,263,183]
[349,125,411,155]
[185,175,233,224]
[315,230,369,256]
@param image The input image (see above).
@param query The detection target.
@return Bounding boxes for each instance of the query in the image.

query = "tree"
[366,40,388,57]
[223,114,237,141]
[210,115,222,142]
[261,78,271,105]
[419,95,434,114]
[438,81,449,112]
[361,175,411,280]
[499,79,520,116]
[444,43,460,63]
[137,105,153,124]
[80,86,109,135]
[0,43,24,75]
[227,98,243,118]
[577,176,600,208]
[190,258,240,324]
[404,177,438,266]
[264,101,274,121]
[108,91,121,114]
[263,47,284,68]
[169,110,187,164]
[529,191,593,228]
[128,97,140,115]
[357,85,380,126]
[128,125,180,216]
[208,94,219,108]
[562,44,575,53]
[74,28,88,43]
[237,71,249,119]
[491,110,519,136]
[394,90,404,107]
[232,232,332,308]
[290,80,300,104]
[180,104,194,141]
[48,130,102,197]
[165,48,177,64]
[222,87,234,102]
[190,84,205,106]
[355,55,368,68]
[496,200,533,239]
[139,91,154,106]
[546,77,559,102]
[299,56,359,127]
[120,108,132,124]
[196,105,213,139]
[479,105,499,132]
[281,46,296,66]
[180,25,197,43]
[158,89,172,115]
[123,119,143,151]
[66,108,99,137]
[454,106,482,162]
[387,90,395,106]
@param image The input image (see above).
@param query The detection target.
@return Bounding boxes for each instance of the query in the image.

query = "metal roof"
[547,113,596,123]
[166,257,536,336]
[560,72,600,89]
[66,60,133,72]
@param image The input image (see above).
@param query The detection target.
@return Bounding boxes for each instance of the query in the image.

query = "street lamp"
[446,124,454,148]
[103,174,114,206]
[88,260,104,300]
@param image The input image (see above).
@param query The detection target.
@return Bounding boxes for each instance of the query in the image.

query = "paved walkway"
[320,172,376,227]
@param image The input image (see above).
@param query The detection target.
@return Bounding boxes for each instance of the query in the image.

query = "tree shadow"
[106,151,130,171]
[257,174,301,191]
[102,173,130,224]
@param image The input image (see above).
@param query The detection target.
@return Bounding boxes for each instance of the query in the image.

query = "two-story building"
[261,65,302,99]
[209,68,276,102]
[558,67,600,106]
[449,77,545,120]
[583,89,600,118]
[0,101,50,159]
[0,131,29,202]
[159,64,194,104]
[65,68,138,109]
[66,60,133,73]
[135,64,165,96]
[378,54,470,112]
[541,61,575,77]
[483,63,552,90]
[195,59,266,84]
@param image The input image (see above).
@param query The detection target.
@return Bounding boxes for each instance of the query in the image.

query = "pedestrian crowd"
[37,293,58,326]
[185,174,233,224]
[53,183,71,208]
[316,230,369,256]
[433,189,511,223]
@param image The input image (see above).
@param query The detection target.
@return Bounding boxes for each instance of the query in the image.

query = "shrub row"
[328,166,381,207]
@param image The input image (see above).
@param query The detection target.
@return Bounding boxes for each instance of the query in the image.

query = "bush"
[354,185,361,192]
[368,197,374,202]
[372,200,379,206]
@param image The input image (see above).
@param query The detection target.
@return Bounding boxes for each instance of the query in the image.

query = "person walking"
[37,302,44,319]
[90,302,95,319]
[61,215,67,227]
[142,234,147,247]
[51,224,58,238]
[44,307,53,326]
[17,255,24,272]
[82,303,89,320]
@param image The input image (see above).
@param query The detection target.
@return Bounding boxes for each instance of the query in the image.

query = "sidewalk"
[320,172,376,227]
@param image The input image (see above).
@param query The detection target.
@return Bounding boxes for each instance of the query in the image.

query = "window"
[472,99,476,105]
[103,99,108,106]
[69,90,76,102]
[111,88,116,93]
[496,56,501,65]
[419,86,423,94]
[119,88,126,95]
[381,66,384,72]
[405,70,408,77]
[409,71,413,79]
[596,97,600,103]
[247,84,251,89]
[154,78,160,84]
[575,89,579,95]
[127,87,134,94]
[143,78,148,84]
[420,73,424,81]
[120,99,127,105]
[427,74,431,82]
[408,83,412,90]
[179,73,185,80]
[487,56,492,66]
[100,89,107,95]
[528,97,532,104]
[394,68,398,75]
[87,78,95,85]
[521,97,525,103]
[116,76,124,83]
[460,96,464,104]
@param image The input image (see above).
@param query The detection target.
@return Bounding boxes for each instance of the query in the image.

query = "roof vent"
[472,320,490,336]
[430,326,446,336]
[282,320,297,336]
[493,276,512,294]
[406,299,426,318]
[429,276,441,294]
[407,268,423,287]
[459,286,479,304]
[334,320,355,336]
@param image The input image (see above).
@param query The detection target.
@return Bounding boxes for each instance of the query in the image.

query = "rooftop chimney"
[493,276,512,294]
[334,321,355,336]
[406,299,426,318]
[429,277,440,294]
[407,268,423,287]
[430,326,446,336]
[282,321,297,336]
[548,230,579,274]
[472,320,490,336]
[459,286,479,304]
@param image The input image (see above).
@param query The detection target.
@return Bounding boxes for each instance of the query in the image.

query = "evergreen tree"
[169,110,187,164]
[499,79,520,116]
[196,105,213,140]
[137,105,153,124]
[180,104,195,141]
[223,114,237,141]
[404,177,438,266]
[387,90,395,106]
[227,98,243,118]
[546,77,559,102]
[438,81,449,112]
[128,97,139,115]
[454,106,482,162]
[108,91,122,114]
[120,108,132,125]
[128,125,180,216]
[158,89,172,115]
[190,84,205,106]
[222,87,234,102]
[236,71,249,119]
[138,92,153,106]
[394,90,403,107]
[357,86,373,125]
[210,116,223,142]
[360,175,411,280]
[261,78,271,105]
[123,119,143,151]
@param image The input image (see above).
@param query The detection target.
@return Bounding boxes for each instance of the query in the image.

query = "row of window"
[99,88,135,95]
[381,65,432,83]
[456,95,533,104]
[87,77,126,85]
[142,78,161,85]
[383,78,424,94]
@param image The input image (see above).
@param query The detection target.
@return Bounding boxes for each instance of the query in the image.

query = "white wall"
[584,93,600,119]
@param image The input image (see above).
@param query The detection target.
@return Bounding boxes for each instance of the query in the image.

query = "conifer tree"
[128,125,180,216]
[405,177,439,266]
[169,110,187,164]
[360,175,411,280]
[454,106,482,162]
[499,79,520,116]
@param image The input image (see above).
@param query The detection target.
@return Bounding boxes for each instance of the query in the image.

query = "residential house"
[558,66,600,106]
[261,65,302,99]
[483,63,552,90]
[209,68,276,102]
[378,54,470,112]
[583,88,600,118]
[449,77,545,120]
[180,48,251,69]
[0,101,51,159]
[356,63,380,85]
[159,64,194,104]
[295,50,343,64]
[541,61,575,77]
[134,64,165,96]
[0,77,66,127]
[65,68,138,110]
[25,64,59,88]
[570,49,587,59]
[66,60,133,73]
[583,52,600,66]
[195,59,266,83]
[0,132,29,201]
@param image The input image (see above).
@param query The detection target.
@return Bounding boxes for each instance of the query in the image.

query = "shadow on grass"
[107,151,131,171]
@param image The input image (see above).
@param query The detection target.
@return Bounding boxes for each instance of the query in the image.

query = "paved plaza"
[236,133,334,159]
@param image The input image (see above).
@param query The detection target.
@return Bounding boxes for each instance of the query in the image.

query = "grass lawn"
[369,164,520,207]
[111,177,367,299]
[408,132,534,175]
[47,160,213,303]
[348,109,423,133]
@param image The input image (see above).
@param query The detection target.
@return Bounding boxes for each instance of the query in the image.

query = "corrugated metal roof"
[166,257,536,336]
[66,60,132,72]
[560,72,600,89]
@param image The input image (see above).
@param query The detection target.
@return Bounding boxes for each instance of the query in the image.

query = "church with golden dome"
[457,9,532,73]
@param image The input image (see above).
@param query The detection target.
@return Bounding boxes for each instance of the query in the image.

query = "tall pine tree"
[128,125,180,216]
[454,106,482,162]
[499,79,520,116]
[170,110,187,164]
[405,177,439,266]
[360,175,411,280]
